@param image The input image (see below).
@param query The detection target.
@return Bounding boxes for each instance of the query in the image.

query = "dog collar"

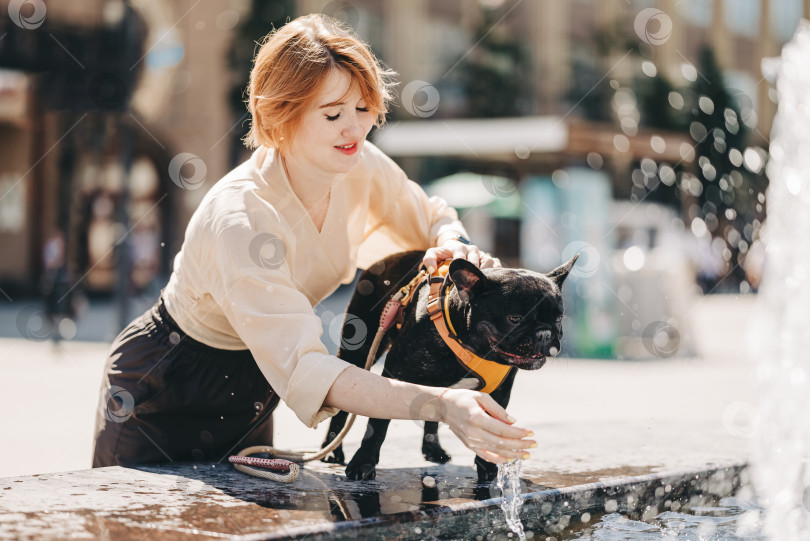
[426,262,515,394]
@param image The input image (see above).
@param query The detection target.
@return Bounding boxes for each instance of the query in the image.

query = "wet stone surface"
[0,459,745,540]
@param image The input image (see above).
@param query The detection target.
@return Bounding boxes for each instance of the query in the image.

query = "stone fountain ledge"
[0,460,746,540]
[246,463,749,541]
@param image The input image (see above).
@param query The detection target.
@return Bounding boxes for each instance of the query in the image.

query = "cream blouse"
[162,142,468,428]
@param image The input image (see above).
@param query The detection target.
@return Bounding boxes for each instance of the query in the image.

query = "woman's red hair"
[244,14,395,153]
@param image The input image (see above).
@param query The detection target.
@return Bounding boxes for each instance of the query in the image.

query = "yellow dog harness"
[394,261,514,394]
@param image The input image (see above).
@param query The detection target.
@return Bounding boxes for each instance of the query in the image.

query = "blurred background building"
[0,0,804,356]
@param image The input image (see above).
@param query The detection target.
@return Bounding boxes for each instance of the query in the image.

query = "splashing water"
[751,19,810,541]
[496,459,526,540]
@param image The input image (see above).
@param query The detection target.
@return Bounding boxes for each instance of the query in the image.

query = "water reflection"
[157,461,544,524]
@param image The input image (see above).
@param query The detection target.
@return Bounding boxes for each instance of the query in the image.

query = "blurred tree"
[226,0,296,166]
[635,72,688,131]
[690,47,748,183]
[566,55,613,122]
[446,7,534,118]
[687,46,765,291]
[566,17,637,123]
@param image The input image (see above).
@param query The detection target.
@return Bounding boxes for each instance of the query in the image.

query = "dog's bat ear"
[548,253,579,288]
[448,259,488,302]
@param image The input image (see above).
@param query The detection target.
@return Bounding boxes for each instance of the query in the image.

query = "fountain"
[751,18,810,541]
[497,459,527,540]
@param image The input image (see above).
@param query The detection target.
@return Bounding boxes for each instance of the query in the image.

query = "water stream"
[496,458,527,540]
[750,19,810,541]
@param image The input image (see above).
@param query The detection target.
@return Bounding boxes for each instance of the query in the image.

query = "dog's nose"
[535,329,552,344]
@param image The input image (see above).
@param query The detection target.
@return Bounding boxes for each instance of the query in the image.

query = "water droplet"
[690,122,707,142]
[729,148,743,167]
[680,142,696,162]
[668,91,684,110]
[613,134,630,153]
[640,158,657,177]
[681,63,698,82]
[702,163,717,181]
[659,165,676,186]
[650,135,666,154]
[691,218,708,237]
[744,148,764,173]
[586,152,603,170]
[786,172,801,195]
[551,169,569,188]
[698,96,715,114]
[621,117,639,136]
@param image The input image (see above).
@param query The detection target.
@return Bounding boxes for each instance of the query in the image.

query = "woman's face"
[286,68,376,176]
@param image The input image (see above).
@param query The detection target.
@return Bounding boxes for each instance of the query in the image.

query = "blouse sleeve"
[206,220,353,429]
[357,144,469,267]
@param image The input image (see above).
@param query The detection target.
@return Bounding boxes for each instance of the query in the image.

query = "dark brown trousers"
[92,296,278,467]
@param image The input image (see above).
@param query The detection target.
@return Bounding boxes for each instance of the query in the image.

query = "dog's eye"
[508,315,522,324]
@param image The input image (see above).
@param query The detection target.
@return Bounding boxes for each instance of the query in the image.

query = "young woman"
[92,14,535,469]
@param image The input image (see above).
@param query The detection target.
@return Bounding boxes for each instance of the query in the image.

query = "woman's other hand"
[422,238,501,272]
[431,388,535,464]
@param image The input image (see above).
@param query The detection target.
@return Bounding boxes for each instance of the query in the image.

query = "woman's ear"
[449,259,488,302]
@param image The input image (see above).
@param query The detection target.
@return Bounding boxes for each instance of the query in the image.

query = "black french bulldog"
[321,250,578,483]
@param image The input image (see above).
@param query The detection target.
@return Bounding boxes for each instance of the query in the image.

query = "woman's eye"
[356,107,369,113]
[508,315,522,324]
[326,113,340,121]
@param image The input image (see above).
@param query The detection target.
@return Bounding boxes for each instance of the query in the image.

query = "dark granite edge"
[236,462,749,541]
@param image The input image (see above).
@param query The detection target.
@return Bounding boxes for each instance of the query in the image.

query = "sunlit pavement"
[0,294,757,537]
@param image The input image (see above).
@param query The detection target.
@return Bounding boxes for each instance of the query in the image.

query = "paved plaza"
[0,293,757,479]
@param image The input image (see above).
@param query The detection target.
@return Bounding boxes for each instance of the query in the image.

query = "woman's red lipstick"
[335,142,358,155]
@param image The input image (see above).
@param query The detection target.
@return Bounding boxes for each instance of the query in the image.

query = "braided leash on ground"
[228,455,301,483]
[230,269,428,483]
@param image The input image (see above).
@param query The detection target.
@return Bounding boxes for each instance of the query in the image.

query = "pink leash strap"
[228,455,294,472]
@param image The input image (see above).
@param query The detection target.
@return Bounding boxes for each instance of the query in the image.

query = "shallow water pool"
[561,497,764,541]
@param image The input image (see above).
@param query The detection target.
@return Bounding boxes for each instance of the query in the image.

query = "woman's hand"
[432,388,535,464]
[325,367,533,462]
[422,238,501,272]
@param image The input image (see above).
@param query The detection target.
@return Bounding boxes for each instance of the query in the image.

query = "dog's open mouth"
[486,339,546,370]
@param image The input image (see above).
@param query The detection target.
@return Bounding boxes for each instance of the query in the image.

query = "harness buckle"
[426,297,443,319]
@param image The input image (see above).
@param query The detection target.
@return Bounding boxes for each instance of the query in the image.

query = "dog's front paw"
[320,444,345,464]
[422,441,451,464]
[345,461,377,480]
